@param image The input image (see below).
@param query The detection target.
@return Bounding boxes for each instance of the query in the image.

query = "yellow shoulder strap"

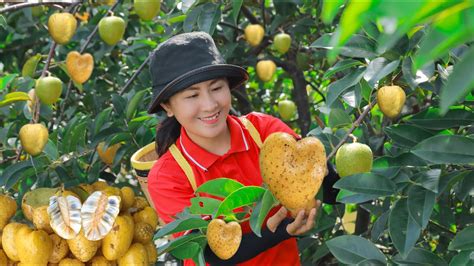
[169,144,197,191]
[239,117,262,148]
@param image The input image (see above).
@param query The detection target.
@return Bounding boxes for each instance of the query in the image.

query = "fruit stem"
[349,134,358,143]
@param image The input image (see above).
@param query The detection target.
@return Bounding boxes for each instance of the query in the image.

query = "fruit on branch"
[256,60,276,82]
[48,13,77,45]
[335,142,373,177]
[134,0,161,21]
[19,123,49,156]
[273,33,292,54]
[278,99,297,121]
[206,219,242,260]
[36,76,63,105]
[260,133,327,216]
[0,195,17,231]
[97,142,121,165]
[244,24,264,47]
[377,85,406,119]
[98,16,126,46]
[66,51,94,84]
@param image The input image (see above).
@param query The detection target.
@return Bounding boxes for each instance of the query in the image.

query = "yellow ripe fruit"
[22,187,60,222]
[32,205,53,233]
[131,196,149,212]
[15,227,53,265]
[244,24,264,47]
[134,0,161,21]
[92,180,109,191]
[90,255,115,265]
[143,242,157,265]
[256,60,277,82]
[48,13,77,44]
[0,249,7,265]
[67,230,100,262]
[2,223,29,261]
[133,207,158,229]
[97,142,121,165]
[377,85,406,119]
[58,258,85,266]
[117,243,148,266]
[102,215,135,261]
[206,219,242,260]
[120,186,135,212]
[66,51,94,84]
[19,123,49,156]
[0,195,17,231]
[49,233,69,263]
[133,222,154,244]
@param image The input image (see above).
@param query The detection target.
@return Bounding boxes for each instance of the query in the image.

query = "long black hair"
[155,115,181,157]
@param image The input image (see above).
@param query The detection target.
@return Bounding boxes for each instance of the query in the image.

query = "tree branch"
[218,21,244,33]
[118,54,151,96]
[240,5,259,24]
[0,2,67,14]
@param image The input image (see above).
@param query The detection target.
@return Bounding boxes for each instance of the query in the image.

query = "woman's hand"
[266,200,321,236]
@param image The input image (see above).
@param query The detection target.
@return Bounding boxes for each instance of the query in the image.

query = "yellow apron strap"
[169,144,198,191]
[239,117,262,148]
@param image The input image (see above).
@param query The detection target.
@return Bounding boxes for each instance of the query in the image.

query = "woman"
[147,32,339,265]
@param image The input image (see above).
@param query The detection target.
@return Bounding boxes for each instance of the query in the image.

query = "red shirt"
[148,112,300,266]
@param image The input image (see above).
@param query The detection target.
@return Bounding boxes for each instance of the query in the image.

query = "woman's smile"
[200,111,221,124]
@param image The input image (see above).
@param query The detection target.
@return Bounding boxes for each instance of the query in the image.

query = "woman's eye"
[186,94,198,99]
[212,87,222,91]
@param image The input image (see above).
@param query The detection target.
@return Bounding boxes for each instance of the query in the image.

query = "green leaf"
[154,217,208,239]
[333,173,396,196]
[321,0,345,24]
[450,251,474,266]
[183,5,202,32]
[326,68,366,106]
[111,94,127,115]
[250,189,277,237]
[334,0,374,49]
[312,34,377,59]
[336,189,380,204]
[384,125,437,148]
[0,159,32,188]
[440,46,474,114]
[0,91,31,107]
[326,235,387,264]
[21,54,42,78]
[393,248,447,265]
[389,198,421,258]
[93,107,113,135]
[169,241,202,260]
[328,108,352,128]
[406,108,474,130]
[0,74,18,91]
[232,0,243,23]
[197,3,221,35]
[195,178,244,198]
[455,170,474,201]
[126,90,147,120]
[324,59,363,79]
[448,226,474,251]
[215,186,266,217]
[189,197,222,215]
[411,135,474,164]
[371,210,389,241]
[407,185,436,229]
[43,139,59,161]
[414,169,441,193]
[363,58,400,86]
[158,233,206,254]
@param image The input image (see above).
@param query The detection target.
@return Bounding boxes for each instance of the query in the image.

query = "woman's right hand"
[266,200,321,236]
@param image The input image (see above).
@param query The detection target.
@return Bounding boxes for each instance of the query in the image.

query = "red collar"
[178,115,250,171]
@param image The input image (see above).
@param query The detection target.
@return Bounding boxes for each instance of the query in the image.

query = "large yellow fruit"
[133,206,158,229]
[117,243,148,266]
[48,13,77,44]
[244,24,264,47]
[102,215,135,260]
[335,142,373,177]
[15,227,53,265]
[134,0,161,21]
[98,16,126,46]
[22,187,59,221]
[19,123,49,156]
[66,51,94,84]
[273,33,291,54]
[97,142,121,165]
[206,219,242,260]
[49,233,69,263]
[260,133,327,215]
[0,195,17,231]
[133,221,154,244]
[2,223,29,261]
[36,76,63,104]
[67,230,100,262]
[143,242,157,264]
[377,85,406,119]
[256,60,276,82]
[120,186,135,211]
[32,205,53,233]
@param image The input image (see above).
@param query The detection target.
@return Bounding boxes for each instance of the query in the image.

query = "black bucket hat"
[147,32,249,114]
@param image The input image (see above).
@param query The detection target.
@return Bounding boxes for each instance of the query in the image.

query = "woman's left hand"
[266,200,321,236]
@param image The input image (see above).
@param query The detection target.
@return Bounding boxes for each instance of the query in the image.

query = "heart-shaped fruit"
[273,33,291,54]
[377,85,406,119]
[335,142,373,177]
[19,123,49,156]
[66,51,94,84]
[134,0,161,21]
[36,76,63,104]
[206,219,242,260]
[278,99,296,121]
[260,133,327,215]
[244,24,264,47]
[48,13,77,45]
[98,16,126,46]
[256,60,276,82]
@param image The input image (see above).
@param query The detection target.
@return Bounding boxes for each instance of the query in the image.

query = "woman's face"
[160,78,232,143]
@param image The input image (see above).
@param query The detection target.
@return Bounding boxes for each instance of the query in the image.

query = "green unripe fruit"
[273,33,291,54]
[278,100,297,121]
[36,76,63,104]
[98,16,126,46]
[134,0,161,21]
[335,142,373,177]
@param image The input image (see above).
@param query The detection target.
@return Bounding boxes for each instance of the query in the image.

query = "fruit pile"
[0,181,159,265]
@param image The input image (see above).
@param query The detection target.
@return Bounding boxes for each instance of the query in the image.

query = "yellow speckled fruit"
[133,207,158,229]
[22,187,60,221]
[67,230,100,262]
[2,223,29,261]
[134,0,161,21]
[97,142,121,165]
[0,249,7,265]
[66,51,94,84]
[92,180,109,191]
[48,13,77,44]
[58,258,85,266]
[90,255,115,266]
[143,242,157,265]
[256,60,276,82]
[376,85,406,119]
[117,243,148,266]
[120,186,135,212]
[244,24,264,47]
[15,227,53,265]
[32,205,53,233]
[49,233,69,263]
[102,215,135,260]
[260,133,327,216]
[133,222,154,244]
[0,195,17,231]
[131,196,149,211]
[19,123,49,156]
[207,219,242,260]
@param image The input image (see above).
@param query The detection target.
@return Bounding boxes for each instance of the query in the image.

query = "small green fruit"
[273,33,291,54]
[335,142,373,177]
[36,76,63,104]
[134,0,161,21]
[278,100,297,121]
[98,16,126,46]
